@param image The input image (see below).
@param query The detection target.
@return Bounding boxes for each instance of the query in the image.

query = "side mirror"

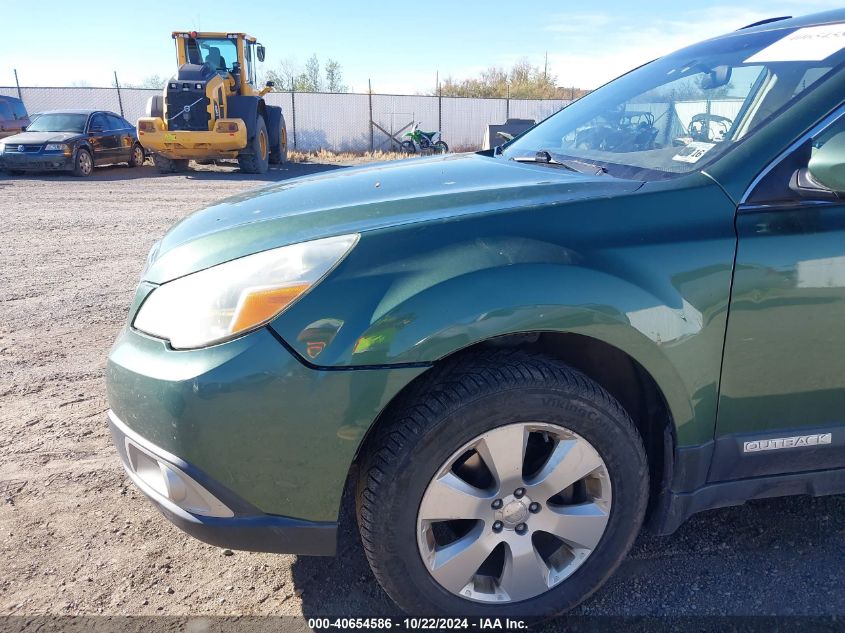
[807,131,845,194]
[265,80,275,88]
[256,45,266,62]
[20,125,26,132]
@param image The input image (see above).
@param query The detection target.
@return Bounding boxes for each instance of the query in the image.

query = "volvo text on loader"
[138,31,287,174]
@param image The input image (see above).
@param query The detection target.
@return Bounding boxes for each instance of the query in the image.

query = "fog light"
[124,439,233,517]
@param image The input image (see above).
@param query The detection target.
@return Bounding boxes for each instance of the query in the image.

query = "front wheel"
[400,140,416,153]
[357,350,648,617]
[72,148,94,177]
[433,140,449,154]
[238,117,270,174]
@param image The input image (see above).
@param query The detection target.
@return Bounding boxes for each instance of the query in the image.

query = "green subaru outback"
[108,10,845,616]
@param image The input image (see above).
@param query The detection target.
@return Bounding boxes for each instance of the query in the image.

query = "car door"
[87,112,118,164]
[713,112,845,481]
[107,114,133,162]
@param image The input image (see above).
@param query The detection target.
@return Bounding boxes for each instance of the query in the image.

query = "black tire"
[145,95,164,119]
[238,117,270,174]
[269,115,288,165]
[72,148,94,177]
[434,140,449,154]
[128,143,145,167]
[153,154,189,174]
[400,140,416,153]
[357,349,648,617]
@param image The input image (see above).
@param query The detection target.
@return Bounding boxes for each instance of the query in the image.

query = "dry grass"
[288,149,412,164]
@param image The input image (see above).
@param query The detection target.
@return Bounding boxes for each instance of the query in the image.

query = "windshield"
[504,25,845,180]
[26,113,88,133]
[185,37,238,73]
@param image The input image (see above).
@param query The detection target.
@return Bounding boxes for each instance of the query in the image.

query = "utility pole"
[290,76,297,150]
[368,79,374,152]
[13,68,22,100]
[113,71,124,117]
[437,71,442,133]
[544,51,548,80]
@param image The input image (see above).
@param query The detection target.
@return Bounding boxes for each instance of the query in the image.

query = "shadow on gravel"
[0,161,343,183]
[291,492,845,617]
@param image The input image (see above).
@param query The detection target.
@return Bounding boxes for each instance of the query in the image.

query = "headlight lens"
[133,234,358,349]
[44,143,68,152]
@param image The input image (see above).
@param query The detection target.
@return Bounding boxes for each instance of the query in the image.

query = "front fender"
[270,176,737,445]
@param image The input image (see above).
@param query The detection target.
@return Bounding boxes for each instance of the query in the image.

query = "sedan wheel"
[73,149,93,177]
[129,144,145,167]
[416,422,611,603]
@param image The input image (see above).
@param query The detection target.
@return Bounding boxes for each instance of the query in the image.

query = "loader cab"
[173,31,263,96]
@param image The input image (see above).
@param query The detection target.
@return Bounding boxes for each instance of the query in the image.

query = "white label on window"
[745,24,845,63]
[672,141,715,164]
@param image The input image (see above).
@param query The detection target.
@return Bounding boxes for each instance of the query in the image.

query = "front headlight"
[44,143,69,152]
[133,234,358,349]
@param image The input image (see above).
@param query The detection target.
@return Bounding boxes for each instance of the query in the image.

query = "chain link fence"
[0,86,570,152]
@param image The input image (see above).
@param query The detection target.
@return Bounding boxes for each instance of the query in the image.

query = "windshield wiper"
[510,151,580,173]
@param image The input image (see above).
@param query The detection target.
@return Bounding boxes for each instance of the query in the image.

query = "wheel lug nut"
[491,499,503,510]
[515,523,528,535]
[529,502,541,513]
[514,487,525,498]
[492,520,504,533]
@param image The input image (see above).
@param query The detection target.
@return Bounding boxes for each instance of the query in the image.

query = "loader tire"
[154,154,189,174]
[270,115,288,165]
[238,117,270,174]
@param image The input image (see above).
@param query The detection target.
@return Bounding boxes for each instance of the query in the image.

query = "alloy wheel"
[78,151,92,175]
[416,422,611,603]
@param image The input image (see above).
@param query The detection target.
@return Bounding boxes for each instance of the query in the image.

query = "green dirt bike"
[400,122,448,154]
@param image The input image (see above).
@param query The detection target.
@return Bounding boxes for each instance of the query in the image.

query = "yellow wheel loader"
[138,31,287,174]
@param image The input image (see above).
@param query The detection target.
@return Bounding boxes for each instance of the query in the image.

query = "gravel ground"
[1,160,844,620]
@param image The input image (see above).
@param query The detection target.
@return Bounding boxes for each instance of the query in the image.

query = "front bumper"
[109,410,337,555]
[106,319,426,552]
[138,117,247,159]
[0,151,72,171]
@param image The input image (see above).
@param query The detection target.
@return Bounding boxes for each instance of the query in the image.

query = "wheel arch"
[347,330,677,527]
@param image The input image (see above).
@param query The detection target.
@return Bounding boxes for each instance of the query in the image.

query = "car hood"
[145,153,643,284]
[1,131,80,145]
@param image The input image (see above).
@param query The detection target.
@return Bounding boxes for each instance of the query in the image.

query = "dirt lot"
[1,160,845,620]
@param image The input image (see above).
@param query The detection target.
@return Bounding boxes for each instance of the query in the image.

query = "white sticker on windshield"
[745,24,845,63]
[672,142,716,164]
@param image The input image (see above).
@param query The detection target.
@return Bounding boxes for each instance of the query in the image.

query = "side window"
[107,114,125,130]
[89,113,108,132]
[11,100,27,119]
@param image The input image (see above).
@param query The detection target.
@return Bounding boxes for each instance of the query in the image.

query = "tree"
[300,54,323,92]
[265,57,300,91]
[435,59,587,100]
[325,59,348,93]
[264,55,348,93]
[113,74,167,89]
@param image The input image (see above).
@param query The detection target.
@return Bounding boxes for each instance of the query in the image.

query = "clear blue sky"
[2,0,841,93]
